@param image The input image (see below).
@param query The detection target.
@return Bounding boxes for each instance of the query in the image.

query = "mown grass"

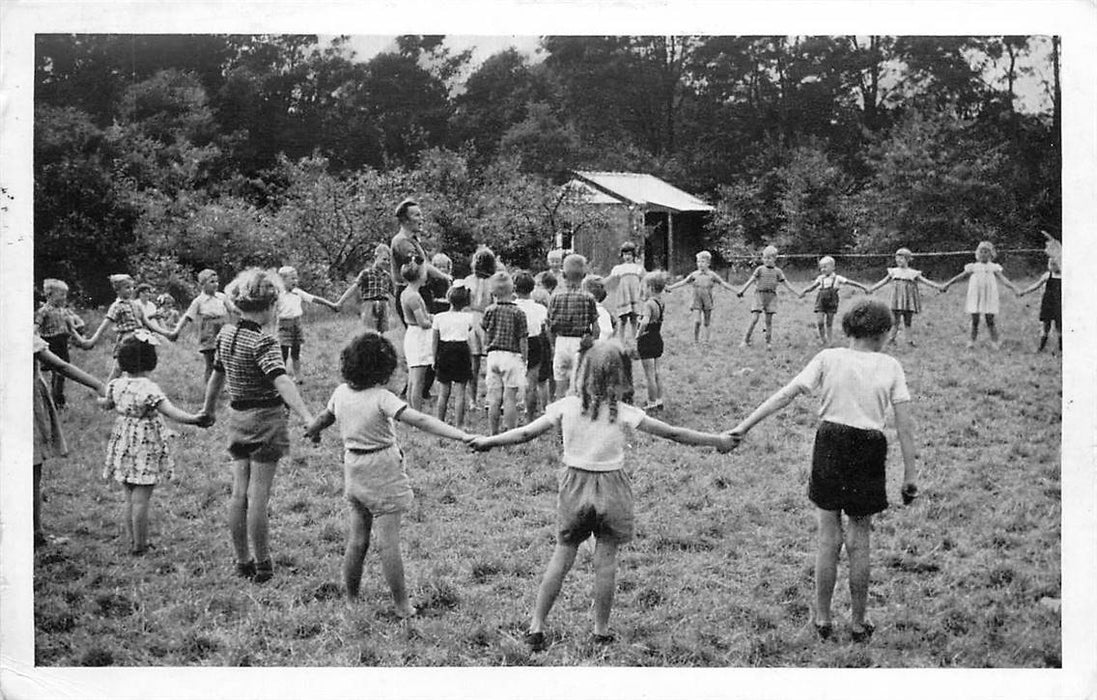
[33,274,1060,667]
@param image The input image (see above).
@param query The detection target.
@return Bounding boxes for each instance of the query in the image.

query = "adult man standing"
[390,198,451,326]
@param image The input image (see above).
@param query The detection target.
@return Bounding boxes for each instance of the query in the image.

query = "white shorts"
[552,336,583,383]
[403,326,434,368]
[485,350,527,391]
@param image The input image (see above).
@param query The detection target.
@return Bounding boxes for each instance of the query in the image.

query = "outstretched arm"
[779,278,801,296]
[915,274,946,292]
[713,271,737,292]
[333,284,359,312]
[156,398,204,426]
[311,295,341,311]
[866,275,891,294]
[730,381,807,436]
[842,278,870,293]
[665,277,689,292]
[1017,272,1049,297]
[305,409,337,441]
[37,349,105,395]
[637,415,729,449]
[799,279,820,298]
[85,317,112,347]
[471,414,555,451]
[273,375,314,425]
[736,275,756,297]
[994,270,1020,294]
[942,270,969,289]
[398,407,473,441]
[199,369,226,417]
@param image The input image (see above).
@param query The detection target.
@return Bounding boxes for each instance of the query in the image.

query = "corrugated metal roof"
[561,178,623,205]
[574,171,714,212]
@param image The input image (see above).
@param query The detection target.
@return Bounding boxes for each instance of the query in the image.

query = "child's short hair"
[156,293,176,307]
[341,331,399,390]
[575,340,633,423]
[818,256,835,268]
[620,241,638,258]
[562,254,586,283]
[431,252,452,270]
[490,271,514,298]
[472,246,497,279]
[841,298,893,338]
[42,278,68,294]
[394,198,419,221]
[513,271,536,295]
[895,247,913,259]
[109,274,134,291]
[400,260,422,284]
[225,268,283,313]
[546,248,564,266]
[136,282,154,294]
[696,250,713,262]
[582,275,607,302]
[539,270,558,292]
[116,335,158,373]
[643,270,667,294]
[278,265,297,277]
[976,240,996,259]
[762,245,779,257]
[447,284,471,310]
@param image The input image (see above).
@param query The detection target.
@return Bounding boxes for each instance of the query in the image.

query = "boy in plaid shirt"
[548,254,600,399]
[337,244,395,334]
[482,271,528,434]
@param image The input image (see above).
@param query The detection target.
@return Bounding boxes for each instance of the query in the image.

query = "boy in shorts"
[548,254,600,399]
[737,245,802,350]
[514,271,550,419]
[482,271,528,434]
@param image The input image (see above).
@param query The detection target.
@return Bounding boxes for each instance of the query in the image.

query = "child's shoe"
[523,631,547,652]
[235,559,257,579]
[254,559,274,583]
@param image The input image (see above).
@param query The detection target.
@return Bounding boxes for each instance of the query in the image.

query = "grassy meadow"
[32,271,1061,667]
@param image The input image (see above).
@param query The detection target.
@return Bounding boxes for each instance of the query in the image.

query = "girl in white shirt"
[431,285,475,428]
[472,340,733,651]
[729,297,919,644]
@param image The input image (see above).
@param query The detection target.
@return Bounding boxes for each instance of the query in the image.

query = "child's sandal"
[235,560,257,579]
[254,559,274,583]
[850,622,875,643]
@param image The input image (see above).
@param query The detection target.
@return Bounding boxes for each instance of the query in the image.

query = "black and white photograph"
[2,2,1095,699]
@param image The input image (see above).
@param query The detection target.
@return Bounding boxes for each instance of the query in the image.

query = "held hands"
[467,435,491,452]
[716,431,741,453]
[195,411,215,428]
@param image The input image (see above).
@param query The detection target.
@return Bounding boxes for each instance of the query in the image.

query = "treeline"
[34,34,1060,303]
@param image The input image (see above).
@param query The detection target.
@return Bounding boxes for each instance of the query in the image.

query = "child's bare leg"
[376,513,414,617]
[453,383,467,428]
[246,460,278,565]
[33,462,43,543]
[130,484,154,553]
[228,459,252,563]
[763,312,774,346]
[641,358,656,404]
[530,542,579,634]
[985,314,998,345]
[826,312,836,344]
[815,312,827,344]
[742,312,760,344]
[592,537,620,636]
[503,386,520,430]
[902,312,915,345]
[436,381,452,422]
[487,384,503,435]
[407,367,426,411]
[969,314,981,343]
[814,509,843,626]
[469,356,482,407]
[123,483,136,549]
[292,345,303,380]
[1038,321,1050,351]
[692,310,701,343]
[524,370,539,418]
[343,499,373,600]
[702,310,712,343]
[889,312,901,343]
[203,353,215,384]
[845,515,872,630]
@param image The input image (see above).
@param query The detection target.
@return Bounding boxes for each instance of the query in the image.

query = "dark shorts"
[636,330,663,359]
[808,421,888,517]
[227,405,290,462]
[814,287,839,314]
[278,317,304,347]
[435,340,472,384]
[526,335,546,371]
[556,467,635,545]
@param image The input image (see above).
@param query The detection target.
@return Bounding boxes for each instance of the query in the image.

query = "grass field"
[32,272,1061,667]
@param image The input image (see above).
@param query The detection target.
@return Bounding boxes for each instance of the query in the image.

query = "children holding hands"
[668,250,737,344]
[85,274,177,381]
[799,256,869,345]
[867,248,946,347]
[941,240,1021,350]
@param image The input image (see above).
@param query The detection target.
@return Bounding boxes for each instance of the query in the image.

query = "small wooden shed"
[560,170,714,275]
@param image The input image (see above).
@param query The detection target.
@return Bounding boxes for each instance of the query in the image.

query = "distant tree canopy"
[34,34,1060,302]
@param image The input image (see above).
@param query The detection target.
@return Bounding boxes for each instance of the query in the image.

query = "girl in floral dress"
[867,248,946,346]
[101,333,208,555]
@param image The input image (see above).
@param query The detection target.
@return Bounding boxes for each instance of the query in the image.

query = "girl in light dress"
[605,241,645,344]
[942,241,1020,350]
[867,248,946,346]
[101,333,209,555]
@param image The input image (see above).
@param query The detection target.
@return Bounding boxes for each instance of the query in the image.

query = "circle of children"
[33,196,1062,649]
